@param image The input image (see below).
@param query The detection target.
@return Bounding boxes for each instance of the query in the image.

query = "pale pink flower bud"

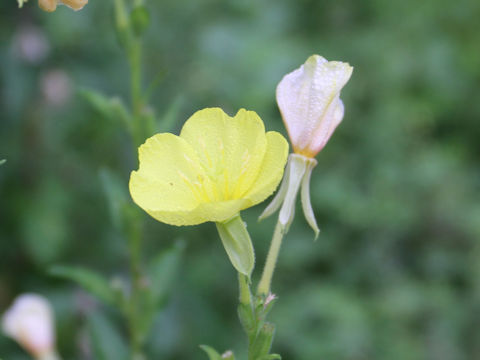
[260,55,353,236]
[2,294,56,359]
[276,55,353,158]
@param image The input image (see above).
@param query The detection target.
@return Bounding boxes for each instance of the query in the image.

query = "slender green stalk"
[125,20,146,360]
[237,273,256,358]
[38,352,61,360]
[126,210,144,360]
[128,39,142,120]
[257,222,285,296]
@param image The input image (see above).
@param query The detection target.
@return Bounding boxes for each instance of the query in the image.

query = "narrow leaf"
[148,240,184,307]
[158,95,184,132]
[199,345,223,360]
[99,168,128,229]
[49,265,116,306]
[88,312,128,360]
[79,88,131,131]
[258,355,281,360]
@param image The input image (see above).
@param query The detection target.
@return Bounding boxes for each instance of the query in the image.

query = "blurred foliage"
[1,0,480,359]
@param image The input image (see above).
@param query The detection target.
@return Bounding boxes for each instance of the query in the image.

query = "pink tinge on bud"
[276,55,353,158]
[2,294,56,358]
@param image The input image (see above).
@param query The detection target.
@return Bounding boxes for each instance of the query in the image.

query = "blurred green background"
[1,0,480,359]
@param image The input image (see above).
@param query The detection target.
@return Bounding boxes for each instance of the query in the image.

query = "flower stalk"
[257,221,285,296]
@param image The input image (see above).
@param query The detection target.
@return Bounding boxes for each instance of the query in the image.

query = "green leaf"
[147,240,185,307]
[215,214,255,278]
[158,95,184,132]
[88,312,128,360]
[139,106,157,139]
[17,0,28,8]
[258,355,281,360]
[79,88,131,131]
[135,241,185,338]
[99,168,128,230]
[49,265,116,306]
[144,69,168,104]
[199,345,222,360]
[0,159,5,166]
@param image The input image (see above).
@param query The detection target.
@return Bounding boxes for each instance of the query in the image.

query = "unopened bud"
[277,55,353,158]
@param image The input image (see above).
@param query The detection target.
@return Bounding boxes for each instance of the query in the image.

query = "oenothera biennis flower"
[2,294,57,360]
[260,55,353,237]
[37,0,88,12]
[130,108,289,276]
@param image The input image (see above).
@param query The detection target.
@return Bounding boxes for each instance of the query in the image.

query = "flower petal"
[143,199,249,226]
[129,133,204,212]
[180,108,267,201]
[245,131,289,205]
[307,98,344,156]
[277,55,352,155]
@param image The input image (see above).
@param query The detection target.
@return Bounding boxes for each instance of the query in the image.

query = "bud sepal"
[259,154,319,237]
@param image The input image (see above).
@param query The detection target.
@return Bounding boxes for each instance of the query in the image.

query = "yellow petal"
[180,108,267,201]
[144,199,249,226]
[244,131,289,204]
[129,133,203,212]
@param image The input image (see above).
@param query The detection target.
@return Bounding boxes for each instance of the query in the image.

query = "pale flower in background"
[2,294,57,360]
[40,69,73,107]
[261,55,353,236]
[12,25,50,64]
[38,0,88,12]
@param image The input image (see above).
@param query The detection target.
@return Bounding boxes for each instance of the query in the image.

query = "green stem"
[257,222,285,296]
[127,212,145,360]
[129,39,142,119]
[38,351,61,360]
[237,273,256,359]
[238,273,252,306]
[126,30,146,360]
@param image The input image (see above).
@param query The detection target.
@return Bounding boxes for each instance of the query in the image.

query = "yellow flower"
[129,108,289,227]
[38,0,87,12]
